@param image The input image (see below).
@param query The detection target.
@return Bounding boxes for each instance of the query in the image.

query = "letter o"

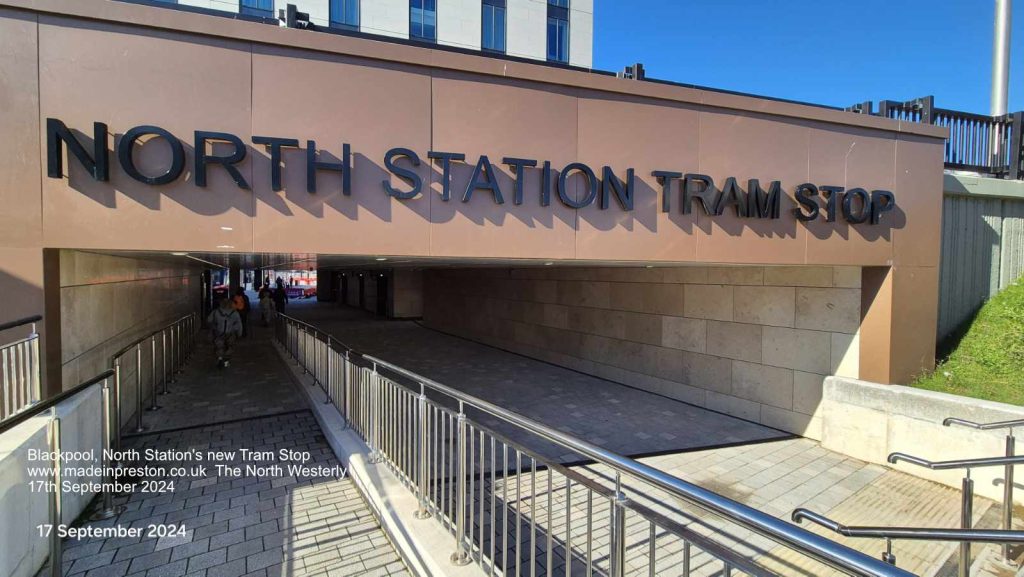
[117,125,185,185]
[841,187,870,224]
[557,162,598,209]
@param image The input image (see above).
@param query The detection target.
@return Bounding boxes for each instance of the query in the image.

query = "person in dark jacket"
[272,277,289,315]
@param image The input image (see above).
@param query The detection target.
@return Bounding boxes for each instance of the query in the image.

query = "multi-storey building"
[148,0,593,67]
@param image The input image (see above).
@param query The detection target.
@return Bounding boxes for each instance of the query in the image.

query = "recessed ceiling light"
[170,252,187,256]
[216,245,234,249]
[376,257,387,261]
[544,262,554,266]
[645,265,655,268]
[220,226,233,231]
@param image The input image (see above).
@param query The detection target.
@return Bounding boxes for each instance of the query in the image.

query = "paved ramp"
[288,301,789,463]
[57,324,410,577]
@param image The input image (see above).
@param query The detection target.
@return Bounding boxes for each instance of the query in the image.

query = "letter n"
[47,118,109,181]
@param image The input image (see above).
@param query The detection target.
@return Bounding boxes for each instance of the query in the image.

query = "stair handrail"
[943,416,1022,564]
[944,417,1024,431]
[887,452,1024,470]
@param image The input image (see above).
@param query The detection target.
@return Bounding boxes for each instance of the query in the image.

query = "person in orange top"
[232,287,250,338]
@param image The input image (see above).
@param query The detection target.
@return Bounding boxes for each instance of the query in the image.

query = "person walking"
[207,297,242,368]
[272,278,289,316]
[258,285,274,326]
[232,287,250,337]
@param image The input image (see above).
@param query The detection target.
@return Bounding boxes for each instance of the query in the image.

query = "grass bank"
[913,276,1024,406]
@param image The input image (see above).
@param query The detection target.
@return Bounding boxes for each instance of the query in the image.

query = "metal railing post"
[92,377,123,520]
[342,351,350,429]
[1004,433,1016,563]
[300,325,307,372]
[147,336,161,411]
[368,364,383,463]
[112,359,122,452]
[961,473,974,577]
[324,342,333,404]
[48,409,62,577]
[134,344,145,432]
[169,324,177,383]
[451,400,470,565]
[160,330,169,395]
[416,383,430,519]
[610,472,627,577]
[30,321,41,405]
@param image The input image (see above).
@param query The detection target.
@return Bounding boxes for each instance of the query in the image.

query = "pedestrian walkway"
[59,322,410,577]
[286,300,789,462]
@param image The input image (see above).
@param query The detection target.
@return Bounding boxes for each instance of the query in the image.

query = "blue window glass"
[330,0,359,29]
[410,0,437,42]
[548,0,569,7]
[547,15,568,62]
[239,0,273,18]
[482,0,506,53]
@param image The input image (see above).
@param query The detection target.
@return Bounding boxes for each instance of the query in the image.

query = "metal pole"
[169,324,176,383]
[147,336,161,411]
[91,378,123,520]
[451,400,470,565]
[961,474,974,577]
[48,410,62,577]
[610,473,627,577]
[991,0,1012,117]
[160,330,169,394]
[30,322,41,404]
[113,359,122,452]
[134,345,145,432]
[1004,434,1016,564]
[416,383,430,519]
[325,343,333,404]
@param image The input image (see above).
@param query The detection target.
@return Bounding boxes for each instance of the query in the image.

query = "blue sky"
[593,0,1023,114]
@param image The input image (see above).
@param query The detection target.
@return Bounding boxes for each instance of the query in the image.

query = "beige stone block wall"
[392,270,423,318]
[423,265,862,439]
[59,250,199,391]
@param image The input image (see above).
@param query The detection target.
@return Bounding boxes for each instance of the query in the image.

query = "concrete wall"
[822,376,1024,505]
[0,386,102,577]
[391,269,423,318]
[938,174,1024,343]
[423,265,862,439]
[568,0,592,68]
[58,251,199,432]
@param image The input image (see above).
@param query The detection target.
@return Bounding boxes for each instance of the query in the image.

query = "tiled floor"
[58,323,410,577]
[286,300,789,463]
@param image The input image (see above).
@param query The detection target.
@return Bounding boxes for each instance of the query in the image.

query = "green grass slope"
[913,276,1024,405]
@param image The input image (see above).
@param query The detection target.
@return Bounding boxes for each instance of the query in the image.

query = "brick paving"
[56,323,410,577]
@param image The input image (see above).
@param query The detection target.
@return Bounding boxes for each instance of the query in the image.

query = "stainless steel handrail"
[793,509,1024,543]
[944,417,1024,431]
[355,353,912,576]
[888,452,1024,470]
[943,416,1022,564]
[0,369,116,577]
[275,313,912,576]
[109,312,198,434]
[0,314,42,421]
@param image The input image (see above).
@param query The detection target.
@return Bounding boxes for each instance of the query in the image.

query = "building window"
[239,0,273,18]
[481,0,506,53]
[410,0,437,43]
[547,0,569,63]
[330,0,359,30]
